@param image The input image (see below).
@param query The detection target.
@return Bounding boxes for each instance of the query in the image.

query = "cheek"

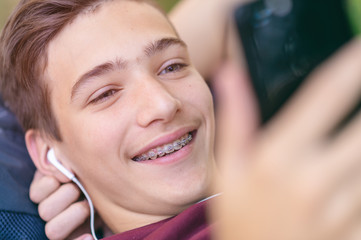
[80,117,127,154]
[187,78,216,142]
[59,110,130,170]
[182,79,214,117]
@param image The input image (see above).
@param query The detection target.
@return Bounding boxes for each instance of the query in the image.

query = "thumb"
[210,61,260,239]
[213,61,259,167]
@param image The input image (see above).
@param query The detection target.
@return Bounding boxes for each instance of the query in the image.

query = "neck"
[92,194,195,234]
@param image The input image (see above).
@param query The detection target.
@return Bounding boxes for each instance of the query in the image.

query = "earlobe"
[25,129,71,183]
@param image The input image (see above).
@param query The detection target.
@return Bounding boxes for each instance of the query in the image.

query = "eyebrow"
[144,37,187,57]
[71,37,187,101]
[71,58,126,100]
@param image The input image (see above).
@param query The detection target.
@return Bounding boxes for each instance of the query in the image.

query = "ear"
[25,129,71,183]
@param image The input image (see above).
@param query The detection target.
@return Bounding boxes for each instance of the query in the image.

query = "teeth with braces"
[133,133,193,162]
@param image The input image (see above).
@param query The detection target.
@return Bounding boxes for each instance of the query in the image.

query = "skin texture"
[26,0,217,234]
[27,0,361,239]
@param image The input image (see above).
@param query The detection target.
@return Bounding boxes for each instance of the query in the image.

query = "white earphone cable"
[47,149,97,239]
[72,177,98,240]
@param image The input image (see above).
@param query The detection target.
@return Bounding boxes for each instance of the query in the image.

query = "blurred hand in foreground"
[212,38,361,240]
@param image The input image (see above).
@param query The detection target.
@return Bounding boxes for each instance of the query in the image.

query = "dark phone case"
[234,0,353,123]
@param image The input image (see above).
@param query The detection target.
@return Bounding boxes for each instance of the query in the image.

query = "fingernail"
[84,236,94,240]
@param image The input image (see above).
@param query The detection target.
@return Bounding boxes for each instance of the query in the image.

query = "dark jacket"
[0,100,46,240]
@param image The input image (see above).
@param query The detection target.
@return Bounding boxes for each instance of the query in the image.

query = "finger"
[38,182,81,221]
[301,112,361,240]
[324,109,361,186]
[66,212,105,239]
[316,169,361,240]
[74,233,94,240]
[45,200,90,240]
[269,38,361,145]
[29,170,61,204]
[344,220,361,240]
[213,61,259,162]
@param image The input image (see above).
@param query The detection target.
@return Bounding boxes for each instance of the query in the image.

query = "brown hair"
[0,0,167,141]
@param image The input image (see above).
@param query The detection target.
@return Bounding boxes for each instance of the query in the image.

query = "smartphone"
[234,0,358,123]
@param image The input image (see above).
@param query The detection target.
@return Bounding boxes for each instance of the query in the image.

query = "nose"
[135,77,182,127]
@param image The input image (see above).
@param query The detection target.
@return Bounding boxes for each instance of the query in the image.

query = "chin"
[170,180,211,206]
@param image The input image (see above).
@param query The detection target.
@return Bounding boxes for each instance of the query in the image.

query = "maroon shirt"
[103,200,212,240]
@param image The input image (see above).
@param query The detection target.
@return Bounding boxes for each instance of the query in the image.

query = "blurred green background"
[0,0,180,30]
[157,0,180,12]
[0,0,18,29]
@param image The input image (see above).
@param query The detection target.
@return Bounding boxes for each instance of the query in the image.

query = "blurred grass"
[0,0,19,30]
[156,0,180,12]
[0,0,180,31]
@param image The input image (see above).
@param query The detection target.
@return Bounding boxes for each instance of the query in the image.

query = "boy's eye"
[159,63,188,75]
[89,89,118,104]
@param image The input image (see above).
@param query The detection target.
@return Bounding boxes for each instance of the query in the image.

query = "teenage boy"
[1,0,218,238]
[2,0,361,240]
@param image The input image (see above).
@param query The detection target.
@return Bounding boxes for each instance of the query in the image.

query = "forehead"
[48,0,175,50]
[45,0,177,88]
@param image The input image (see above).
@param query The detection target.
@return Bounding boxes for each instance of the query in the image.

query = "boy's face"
[44,0,216,230]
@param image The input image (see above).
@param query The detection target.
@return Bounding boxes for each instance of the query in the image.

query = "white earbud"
[47,148,75,180]
[46,148,98,240]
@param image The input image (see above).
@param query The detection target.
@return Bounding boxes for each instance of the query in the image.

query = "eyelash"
[159,63,188,75]
[88,63,188,105]
[89,89,118,105]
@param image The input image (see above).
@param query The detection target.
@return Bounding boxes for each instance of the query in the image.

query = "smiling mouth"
[132,132,193,162]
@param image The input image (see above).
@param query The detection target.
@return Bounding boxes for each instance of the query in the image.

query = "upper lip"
[131,126,196,159]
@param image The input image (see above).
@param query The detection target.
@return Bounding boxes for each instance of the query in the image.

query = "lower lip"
[134,131,197,165]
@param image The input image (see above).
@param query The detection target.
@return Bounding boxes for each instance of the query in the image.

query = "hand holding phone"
[234,0,357,122]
